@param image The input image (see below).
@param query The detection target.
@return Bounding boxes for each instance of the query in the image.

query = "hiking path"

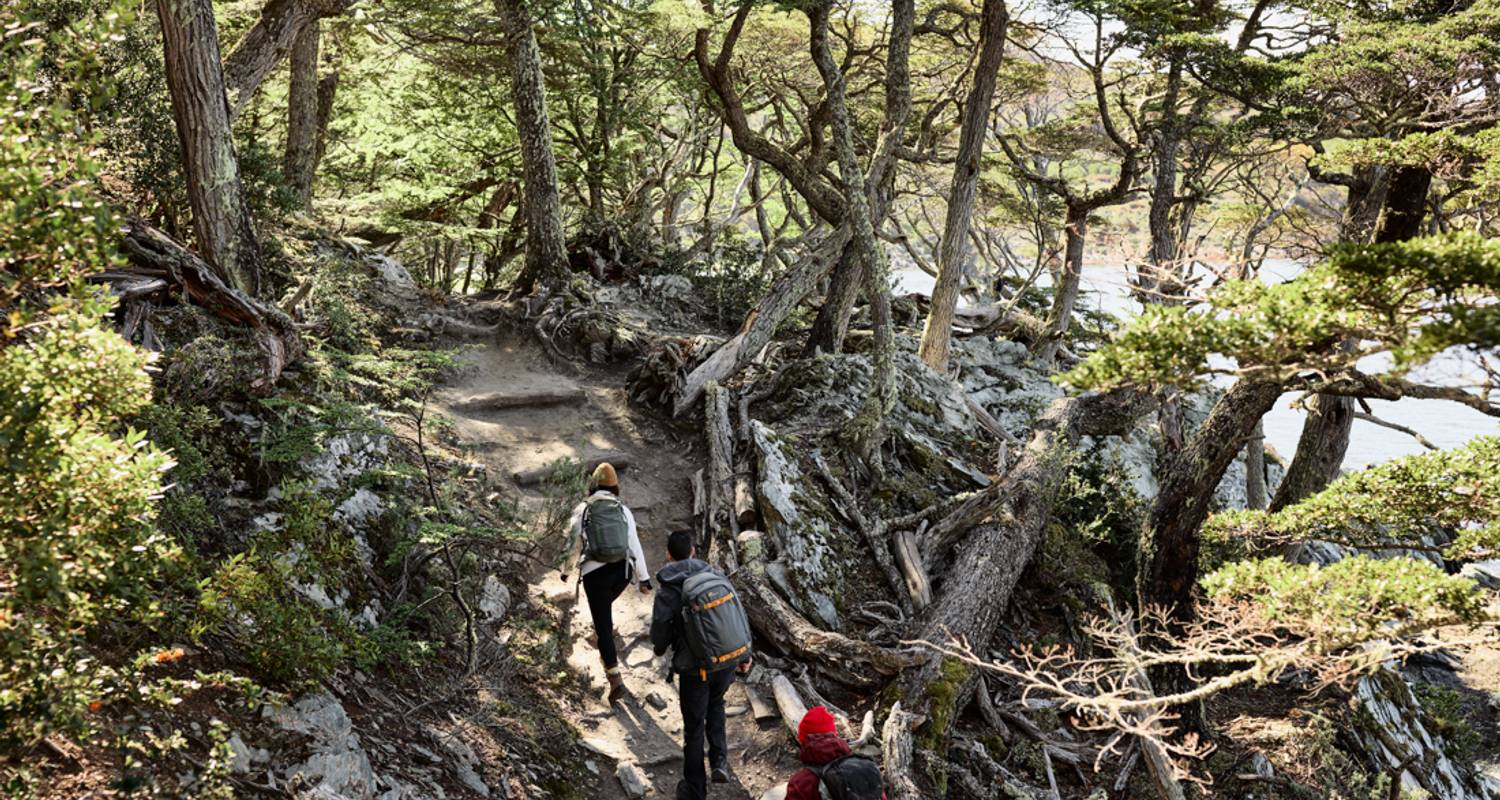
[434,337,797,799]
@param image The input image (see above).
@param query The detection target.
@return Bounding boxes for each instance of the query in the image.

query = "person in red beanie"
[785,706,885,800]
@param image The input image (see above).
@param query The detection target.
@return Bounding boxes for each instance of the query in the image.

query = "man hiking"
[650,530,753,800]
[563,462,651,703]
[784,706,885,800]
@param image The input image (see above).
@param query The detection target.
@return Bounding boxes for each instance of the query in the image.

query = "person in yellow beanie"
[562,462,651,702]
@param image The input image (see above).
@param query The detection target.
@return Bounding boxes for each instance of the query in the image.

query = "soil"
[434,337,802,800]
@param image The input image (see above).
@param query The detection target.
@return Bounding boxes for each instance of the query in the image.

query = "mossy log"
[894,388,1153,792]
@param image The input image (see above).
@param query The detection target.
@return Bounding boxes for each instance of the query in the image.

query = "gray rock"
[645,691,669,711]
[1351,667,1492,800]
[725,705,748,717]
[226,733,268,774]
[1461,559,1500,589]
[453,763,490,797]
[479,575,511,624]
[616,762,649,799]
[1248,752,1275,780]
[265,691,378,799]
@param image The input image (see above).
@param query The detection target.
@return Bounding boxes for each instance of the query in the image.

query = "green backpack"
[582,495,630,563]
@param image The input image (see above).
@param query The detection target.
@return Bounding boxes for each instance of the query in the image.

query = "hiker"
[562,462,651,702]
[650,530,754,800]
[784,706,885,800]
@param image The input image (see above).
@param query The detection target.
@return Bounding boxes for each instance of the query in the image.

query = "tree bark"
[809,0,904,463]
[1268,393,1353,511]
[122,220,301,394]
[223,0,350,120]
[803,241,862,356]
[156,0,263,296]
[917,0,1008,373]
[804,0,916,357]
[283,19,320,207]
[674,230,852,416]
[1273,165,1428,510]
[1373,166,1432,244]
[898,389,1154,792]
[1137,377,1283,733]
[1036,204,1086,365]
[1244,419,1267,510]
[495,0,570,294]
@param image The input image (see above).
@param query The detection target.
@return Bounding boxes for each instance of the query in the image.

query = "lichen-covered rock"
[479,575,511,624]
[1351,667,1494,800]
[298,431,390,492]
[265,691,378,799]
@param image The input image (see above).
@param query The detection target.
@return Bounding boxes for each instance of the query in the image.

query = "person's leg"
[582,562,627,667]
[581,568,618,668]
[706,668,734,778]
[677,670,710,800]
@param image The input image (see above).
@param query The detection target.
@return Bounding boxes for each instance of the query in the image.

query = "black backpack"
[810,754,884,800]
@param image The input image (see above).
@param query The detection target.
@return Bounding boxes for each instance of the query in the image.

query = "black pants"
[582,561,629,668]
[675,668,734,800]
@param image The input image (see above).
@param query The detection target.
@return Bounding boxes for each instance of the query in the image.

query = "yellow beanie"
[591,462,619,490]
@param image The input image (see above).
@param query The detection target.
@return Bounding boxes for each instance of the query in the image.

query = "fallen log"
[896,388,1155,793]
[704,381,738,551]
[453,387,586,412]
[734,530,919,689]
[673,229,851,416]
[769,672,807,740]
[881,702,923,800]
[511,452,630,486]
[122,220,303,395]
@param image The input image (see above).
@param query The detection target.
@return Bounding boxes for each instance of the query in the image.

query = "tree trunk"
[898,388,1154,794]
[122,220,301,394]
[809,0,904,464]
[674,231,852,416]
[223,0,349,120]
[1268,393,1353,511]
[804,0,914,358]
[283,19,320,207]
[1137,377,1283,733]
[1244,419,1267,510]
[917,0,1008,373]
[156,0,263,296]
[1273,165,1428,510]
[803,242,862,356]
[1036,205,1086,365]
[1373,166,1432,244]
[495,0,570,294]
[1144,62,1184,290]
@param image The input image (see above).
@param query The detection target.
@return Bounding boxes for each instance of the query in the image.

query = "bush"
[0,4,179,751]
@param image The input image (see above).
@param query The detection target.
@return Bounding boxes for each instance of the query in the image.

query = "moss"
[916,657,971,794]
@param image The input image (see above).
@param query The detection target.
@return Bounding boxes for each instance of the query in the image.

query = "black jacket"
[650,558,712,674]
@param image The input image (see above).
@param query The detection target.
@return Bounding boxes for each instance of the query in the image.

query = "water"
[894,262,1497,469]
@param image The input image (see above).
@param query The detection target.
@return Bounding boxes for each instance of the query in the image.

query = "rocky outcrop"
[1351,668,1496,800]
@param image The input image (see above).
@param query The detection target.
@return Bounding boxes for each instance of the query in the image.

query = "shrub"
[0,4,178,751]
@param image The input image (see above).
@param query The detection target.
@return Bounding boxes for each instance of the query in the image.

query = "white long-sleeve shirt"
[568,491,650,585]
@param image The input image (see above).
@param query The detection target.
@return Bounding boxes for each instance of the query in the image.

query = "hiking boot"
[711,761,733,784]
[605,666,628,703]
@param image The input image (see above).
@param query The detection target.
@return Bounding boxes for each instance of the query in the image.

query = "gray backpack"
[582,495,630,563]
[680,570,753,678]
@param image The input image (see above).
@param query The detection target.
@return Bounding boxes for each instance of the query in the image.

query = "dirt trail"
[434,338,796,799]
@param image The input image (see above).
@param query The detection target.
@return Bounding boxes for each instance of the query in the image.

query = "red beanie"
[798,706,837,744]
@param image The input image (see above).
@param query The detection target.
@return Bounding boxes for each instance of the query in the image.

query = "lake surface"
[894,261,1497,469]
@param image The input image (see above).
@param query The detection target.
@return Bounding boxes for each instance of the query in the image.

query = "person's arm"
[650,584,679,656]
[623,507,650,590]
[561,500,586,579]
